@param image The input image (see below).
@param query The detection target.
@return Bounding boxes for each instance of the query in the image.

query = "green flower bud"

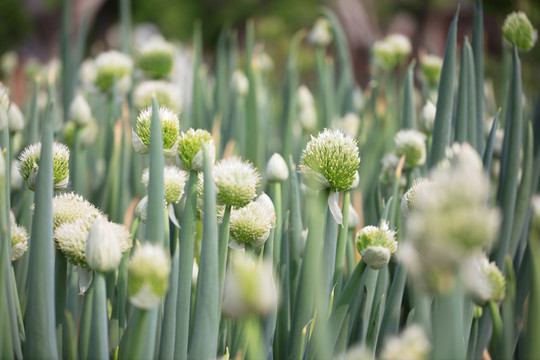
[69,94,92,126]
[394,130,427,168]
[135,196,148,223]
[380,325,431,360]
[420,100,436,134]
[213,157,260,207]
[133,106,179,156]
[373,34,411,70]
[502,11,537,51]
[52,192,102,229]
[8,103,24,132]
[17,142,70,191]
[473,305,483,319]
[94,50,133,92]
[133,80,181,112]
[222,252,278,317]
[229,194,276,249]
[308,18,333,47]
[141,165,187,204]
[128,243,171,309]
[55,216,131,269]
[356,221,397,269]
[401,178,431,217]
[10,212,28,261]
[266,153,289,182]
[386,34,412,64]
[86,217,122,272]
[420,54,443,86]
[176,128,215,172]
[466,255,506,306]
[300,129,360,192]
[137,39,175,79]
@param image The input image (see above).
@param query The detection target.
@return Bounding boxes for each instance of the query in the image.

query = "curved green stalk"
[89,272,109,359]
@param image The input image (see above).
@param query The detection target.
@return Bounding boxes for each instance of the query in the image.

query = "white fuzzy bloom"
[380,325,431,360]
[69,94,92,126]
[94,50,133,92]
[297,85,315,109]
[79,59,97,86]
[421,101,436,134]
[266,153,289,182]
[141,166,187,204]
[394,130,427,168]
[386,34,412,60]
[465,254,506,306]
[213,157,260,208]
[8,103,24,132]
[229,195,276,248]
[86,217,122,272]
[335,113,361,138]
[231,70,249,96]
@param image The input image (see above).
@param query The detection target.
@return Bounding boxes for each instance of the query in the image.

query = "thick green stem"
[89,272,109,359]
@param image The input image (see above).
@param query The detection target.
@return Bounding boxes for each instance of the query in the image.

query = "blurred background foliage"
[1,0,539,95]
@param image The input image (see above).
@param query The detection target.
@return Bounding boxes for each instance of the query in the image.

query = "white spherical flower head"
[335,113,360,138]
[94,50,133,92]
[386,34,412,63]
[213,157,260,207]
[176,128,215,172]
[52,192,102,229]
[266,153,289,182]
[380,325,431,360]
[401,178,431,217]
[355,221,397,269]
[55,216,131,269]
[17,141,70,191]
[133,80,181,112]
[222,252,278,317]
[68,94,92,126]
[10,213,28,261]
[300,129,360,192]
[133,106,179,156]
[128,243,171,309]
[8,103,25,132]
[465,254,506,306]
[137,38,176,79]
[141,166,187,204]
[229,195,276,249]
[420,100,437,133]
[86,217,122,272]
[297,85,315,109]
[502,11,537,51]
[231,70,249,96]
[394,130,427,168]
[308,17,333,47]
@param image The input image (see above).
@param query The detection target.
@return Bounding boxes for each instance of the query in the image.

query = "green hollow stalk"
[78,287,93,359]
[429,8,459,168]
[464,40,478,150]
[54,250,68,358]
[483,110,500,172]
[271,181,283,268]
[89,272,109,359]
[472,0,485,153]
[525,228,540,358]
[158,241,180,359]
[401,61,416,130]
[245,21,263,169]
[218,205,231,300]
[454,40,469,144]
[23,102,58,359]
[333,191,351,295]
[174,170,198,360]
[189,146,220,359]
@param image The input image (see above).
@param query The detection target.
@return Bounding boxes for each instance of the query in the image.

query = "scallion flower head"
[133,80,181,112]
[17,142,70,191]
[176,128,215,172]
[394,129,427,168]
[52,192,102,229]
[300,129,360,192]
[502,11,537,51]
[137,38,175,79]
[421,100,436,134]
[229,194,276,249]
[380,325,431,360]
[85,217,123,272]
[128,243,171,309]
[465,254,506,306]
[222,252,278,317]
[94,50,133,92]
[213,157,260,207]
[308,17,333,47]
[356,220,397,269]
[133,106,179,156]
[10,212,28,261]
[141,165,187,204]
[420,54,443,86]
[401,178,431,217]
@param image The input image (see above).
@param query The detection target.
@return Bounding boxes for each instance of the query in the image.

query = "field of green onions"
[1,0,540,359]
